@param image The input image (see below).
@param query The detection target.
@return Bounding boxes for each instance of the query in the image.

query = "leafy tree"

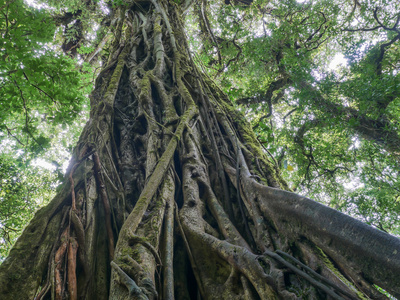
[0,0,93,257]
[0,0,400,299]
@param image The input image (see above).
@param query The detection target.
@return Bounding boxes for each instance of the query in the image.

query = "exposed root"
[111,261,149,299]
[128,235,162,267]
[162,198,174,300]
[67,238,79,300]
[275,250,358,299]
[54,228,69,300]
[93,151,115,260]
[261,249,345,300]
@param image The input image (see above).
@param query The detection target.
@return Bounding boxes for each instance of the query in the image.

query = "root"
[111,261,148,300]
[174,203,205,298]
[261,249,346,300]
[275,250,358,299]
[128,235,162,267]
[67,238,79,300]
[54,228,69,300]
[116,101,197,243]
[93,152,115,260]
[162,198,174,300]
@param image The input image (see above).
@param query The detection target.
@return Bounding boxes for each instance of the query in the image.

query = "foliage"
[0,152,54,258]
[0,0,92,258]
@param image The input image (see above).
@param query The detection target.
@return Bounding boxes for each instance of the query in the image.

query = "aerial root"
[68,149,95,210]
[174,203,206,298]
[128,235,162,267]
[111,260,158,300]
[261,249,356,300]
[111,261,149,300]
[69,208,91,297]
[115,99,198,244]
[201,177,250,249]
[93,151,115,260]
[181,211,277,298]
[54,227,69,300]
[240,274,254,299]
[275,250,357,299]
[162,198,175,299]
[67,238,79,300]
[70,209,85,248]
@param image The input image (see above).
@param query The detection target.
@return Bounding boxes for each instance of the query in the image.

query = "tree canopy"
[1,0,399,265]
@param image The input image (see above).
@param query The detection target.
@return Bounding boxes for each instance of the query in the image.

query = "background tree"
[0,0,92,256]
[0,0,399,299]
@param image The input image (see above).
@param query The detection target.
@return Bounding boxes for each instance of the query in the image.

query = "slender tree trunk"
[1,1,400,299]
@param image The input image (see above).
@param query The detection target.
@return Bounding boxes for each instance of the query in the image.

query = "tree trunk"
[1,1,400,299]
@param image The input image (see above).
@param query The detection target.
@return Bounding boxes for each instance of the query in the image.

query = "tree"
[1,0,400,299]
[0,0,91,257]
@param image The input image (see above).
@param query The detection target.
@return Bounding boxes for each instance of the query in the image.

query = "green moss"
[119,244,135,258]
[117,256,132,270]
[139,73,151,100]
[315,246,367,300]
[103,44,130,106]
[154,21,162,33]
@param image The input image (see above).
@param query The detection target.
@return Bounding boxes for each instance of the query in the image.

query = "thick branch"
[298,81,400,156]
[249,177,400,297]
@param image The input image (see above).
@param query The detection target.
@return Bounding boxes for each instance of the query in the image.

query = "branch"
[297,80,400,156]
[283,108,297,124]
[391,13,400,31]
[344,25,382,32]
[23,72,57,105]
[376,33,400,75]
[237,76,289,106]
[3,125,25,146]
[222,31,243,72]
[13,80,46,152]
[321,166,353,177]
[305,12,327,43]
[0,0,15,12]
[345,6,400,33]
[226,0,253,6]
[373,7,399,32]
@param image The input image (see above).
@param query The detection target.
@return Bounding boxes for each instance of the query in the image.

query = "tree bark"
[1,1,399,299]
